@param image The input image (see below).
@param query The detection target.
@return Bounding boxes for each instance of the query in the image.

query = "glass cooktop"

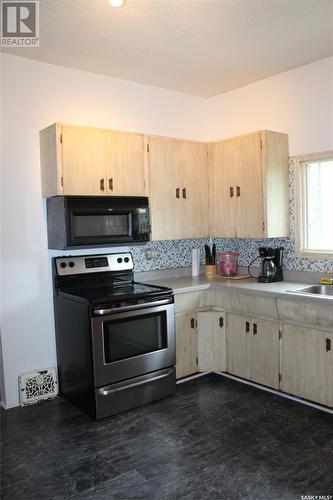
[59,281,172,306]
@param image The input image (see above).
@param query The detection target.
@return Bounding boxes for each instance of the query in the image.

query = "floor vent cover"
[19,368,58,406]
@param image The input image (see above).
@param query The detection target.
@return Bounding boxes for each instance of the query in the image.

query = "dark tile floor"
[1,374,333,500]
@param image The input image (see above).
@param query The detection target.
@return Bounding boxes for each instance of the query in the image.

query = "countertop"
[146,274,333,305]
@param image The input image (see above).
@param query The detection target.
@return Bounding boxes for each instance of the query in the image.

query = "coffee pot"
[257,247,283,283]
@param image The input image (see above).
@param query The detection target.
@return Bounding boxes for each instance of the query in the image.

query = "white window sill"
[295,249,333,260]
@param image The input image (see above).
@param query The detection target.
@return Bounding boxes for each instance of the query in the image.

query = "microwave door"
[68,208,133,246]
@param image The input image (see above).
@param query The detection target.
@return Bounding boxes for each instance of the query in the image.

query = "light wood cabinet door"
[209,130,288,238]
[227,313,279,388]
[105,131,148,196]
[250,317,279,389]
[209,140,237,237]
[175,312,198,379]
[180,141,209,238]
[281,325,333,407]
[148,136,209,240]
[148,136,182,240]
[40,124,147,197]
[234,132,265,238]
[262,130,289,237]
[226,313,252,380]
[197,311,226,372]
[61,125,107,195]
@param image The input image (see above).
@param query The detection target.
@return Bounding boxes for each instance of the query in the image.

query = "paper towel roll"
[192,248,200,277]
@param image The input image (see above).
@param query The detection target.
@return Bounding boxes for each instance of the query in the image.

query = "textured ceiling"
[3,0,333,97]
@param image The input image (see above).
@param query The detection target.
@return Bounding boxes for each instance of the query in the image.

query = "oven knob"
[68,261,75,268]
[117,257,123,264]
[124,257,129,263]
[60,262,67,269]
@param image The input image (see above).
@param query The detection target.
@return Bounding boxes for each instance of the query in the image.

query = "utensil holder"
[205,265,215,278]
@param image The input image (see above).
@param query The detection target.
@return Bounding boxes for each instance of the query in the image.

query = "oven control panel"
[55,253,134,275]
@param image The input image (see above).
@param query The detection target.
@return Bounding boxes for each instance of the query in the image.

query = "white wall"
[1,53,332,407]
[204,56,333,155]
[0,54,206,407]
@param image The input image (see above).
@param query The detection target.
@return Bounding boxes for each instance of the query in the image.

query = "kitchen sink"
[289,285,333,296]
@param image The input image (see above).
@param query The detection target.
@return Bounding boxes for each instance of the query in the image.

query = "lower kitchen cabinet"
[226,313,252,381]
[226,313,279,389]
[175,312,198,379]
[173,290,333,408]
[280,324,333,407]
[197,311,226,372]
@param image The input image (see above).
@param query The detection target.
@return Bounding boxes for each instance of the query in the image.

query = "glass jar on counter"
[216,252,239,277]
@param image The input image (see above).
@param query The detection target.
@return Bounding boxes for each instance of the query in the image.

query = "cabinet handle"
[100,178,105,191]
[236,186,241,197]
[182,188,187,199]
[326,338,331,352]
[190,317,195,329]
[253,323,258,335]
[229,187,234,198]
[219,316,224,328]
[108,177,113,191]
[176,188,180,199]
[245,321,250,333]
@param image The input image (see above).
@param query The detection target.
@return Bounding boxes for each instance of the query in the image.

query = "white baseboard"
[176,372,210,384]
[216,372,333,415]
[0,400,20,410]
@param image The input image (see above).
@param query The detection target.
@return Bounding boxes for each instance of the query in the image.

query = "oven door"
[67,206,135,246]
[91,301,175,387]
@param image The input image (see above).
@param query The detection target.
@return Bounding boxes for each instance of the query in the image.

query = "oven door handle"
[94,297,173,316]
[98,369,174,396]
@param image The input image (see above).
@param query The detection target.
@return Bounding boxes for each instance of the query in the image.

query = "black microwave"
[46,196,150,249]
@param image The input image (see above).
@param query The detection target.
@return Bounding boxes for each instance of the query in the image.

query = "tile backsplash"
[132,157,332,274]
[131,237,211,272]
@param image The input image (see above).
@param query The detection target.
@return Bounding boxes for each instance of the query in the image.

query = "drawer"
[211,288,278,321]
[277,298,333,331]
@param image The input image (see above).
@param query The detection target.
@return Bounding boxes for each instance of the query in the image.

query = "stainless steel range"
[53,252,176,419]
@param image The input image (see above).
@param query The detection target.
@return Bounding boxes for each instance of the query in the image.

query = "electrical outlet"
[145,250,153,260]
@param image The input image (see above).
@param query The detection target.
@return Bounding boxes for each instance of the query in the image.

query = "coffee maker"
[257,247,284,283]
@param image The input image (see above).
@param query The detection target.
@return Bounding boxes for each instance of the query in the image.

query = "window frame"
[295,150,333,259]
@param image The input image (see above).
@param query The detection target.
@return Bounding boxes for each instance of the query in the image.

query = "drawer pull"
[182,188,187,199]
[190,317,195,329]
[230,187,234,198]
[236,186,241,197]
[176,187,180,199]
[219,316,224,328]
[245,321,250,333]
[109,177,113,191]
[326,338,331,352]
[253,323,258,335]
[100,178,105,191]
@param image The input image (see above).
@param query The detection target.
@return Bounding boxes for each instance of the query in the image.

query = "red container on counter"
[217,252,239,277]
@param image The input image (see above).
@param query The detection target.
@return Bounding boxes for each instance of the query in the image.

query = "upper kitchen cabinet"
[180,140,209,239]
[148,136,209,240]
[105,131,148,196]
[39,124,148,197]
[209,130,289,238]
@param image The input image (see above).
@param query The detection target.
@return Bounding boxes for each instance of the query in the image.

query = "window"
[296,152,333,258]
